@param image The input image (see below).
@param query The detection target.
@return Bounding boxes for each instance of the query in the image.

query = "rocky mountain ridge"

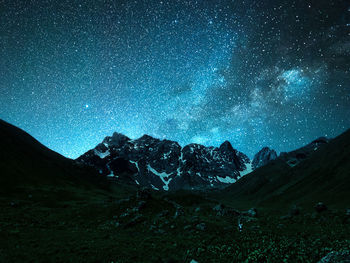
[77,132,252,191]
[77,131,331,191]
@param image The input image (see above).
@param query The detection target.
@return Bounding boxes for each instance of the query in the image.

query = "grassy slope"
[217,129,350,212]
[1,188,349,262]
[0,119,110,193]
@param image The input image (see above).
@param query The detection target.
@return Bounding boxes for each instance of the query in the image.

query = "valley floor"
[0,187,349,263]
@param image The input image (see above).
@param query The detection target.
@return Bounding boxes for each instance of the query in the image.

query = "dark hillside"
[219,129,350,211]
[0,119,108,193]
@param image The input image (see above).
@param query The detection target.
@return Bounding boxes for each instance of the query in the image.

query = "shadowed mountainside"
[218,129,350,210]
[0,119,109,193]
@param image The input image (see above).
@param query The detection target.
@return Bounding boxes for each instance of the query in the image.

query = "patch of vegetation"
[0,187,349,262]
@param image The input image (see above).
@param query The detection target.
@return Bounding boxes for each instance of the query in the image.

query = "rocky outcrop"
[252,147,277,170]
[314,202,328,213]
[77,133,250,191]
[280,137,329,167]
[318,251,350,263]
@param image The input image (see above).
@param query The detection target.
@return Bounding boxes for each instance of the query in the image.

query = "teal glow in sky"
[1,0,349,158]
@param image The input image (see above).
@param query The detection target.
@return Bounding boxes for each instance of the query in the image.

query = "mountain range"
[76,132,279,191]
[2,118,348,205]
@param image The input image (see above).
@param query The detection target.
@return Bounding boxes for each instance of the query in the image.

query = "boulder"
[191,216,200,223]
[123,215,144,228]
[289,205,300,216]
[213,203,240,217]
[184,225,191,230]
[213,203,226,216]
[346,209,350,217]
[174,207,184,219]
[196,223,206,231]
[280,215,292,220]
[280,205,300,219]
[158,210,170,218]
[318,251,350,263]
[137,201,147,210]
[314,202,328,213]
[243,208,258,217]
[226,208,241,216]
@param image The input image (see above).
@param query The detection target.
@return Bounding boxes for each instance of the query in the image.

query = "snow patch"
[216,176,236,184]
[106,163,117,178]
[107,172,114,177]
[160,150,172,160]
[94,149,110,159]
[176,167,182,176]
[147,165,172,191]
[240,161,253,177]
[177,150,184,177]
[287,159,298,167]
[107,169,115,178]
[130,160,140,172]
[151,184,159,190]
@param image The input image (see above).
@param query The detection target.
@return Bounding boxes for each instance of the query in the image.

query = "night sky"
[1,0,349,159]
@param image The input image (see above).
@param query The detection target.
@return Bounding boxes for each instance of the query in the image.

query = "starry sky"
[1,0,349,159]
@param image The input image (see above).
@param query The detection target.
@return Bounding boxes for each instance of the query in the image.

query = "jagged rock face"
[77,134,250,191]
[252,147,277,170]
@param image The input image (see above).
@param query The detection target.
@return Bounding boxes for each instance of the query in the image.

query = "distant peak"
[219,140,235,153]
[136,134,161,143]
[138,134,154,140]
[103,132,130,147]
[252,147,277,170]
[260,146,273,151]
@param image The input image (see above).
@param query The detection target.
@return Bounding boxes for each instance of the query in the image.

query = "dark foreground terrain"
[0,119,349,262]
[1,187,350,262]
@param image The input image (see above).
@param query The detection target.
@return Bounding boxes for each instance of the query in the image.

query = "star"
[0,0,348,159]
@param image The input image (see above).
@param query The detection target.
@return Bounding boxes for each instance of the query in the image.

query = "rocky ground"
[1,187,349,263]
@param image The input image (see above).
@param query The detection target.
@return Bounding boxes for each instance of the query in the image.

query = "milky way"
[1,0,349,158]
